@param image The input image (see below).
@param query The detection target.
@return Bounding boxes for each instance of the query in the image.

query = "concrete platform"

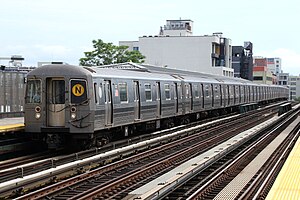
[0,117,24,133]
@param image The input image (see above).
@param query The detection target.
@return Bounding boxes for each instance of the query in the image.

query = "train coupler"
[46,133,64,149]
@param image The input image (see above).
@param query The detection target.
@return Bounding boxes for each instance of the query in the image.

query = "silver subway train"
[24,63,289,149]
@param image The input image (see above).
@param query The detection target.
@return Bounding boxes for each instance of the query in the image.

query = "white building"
[267,57,281,76]
[289,75,300,100]
[120,19,234,77]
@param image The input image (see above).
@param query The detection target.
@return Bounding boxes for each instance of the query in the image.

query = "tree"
[294,96,300,102]
[79,39,145,66]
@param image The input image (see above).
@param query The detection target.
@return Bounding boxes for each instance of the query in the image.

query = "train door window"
[70,80,86,104]
[214,85,219,98]
[189,83,193,110]
[219,85,222,106]
[26,79,41,103]
[164,84,171,100]
[119,83,128,103]
[177,84,182,99]
[156,82,162,116]
[185,84,190,98]
[227,85,230,105]
[205,84,210,98]
[52,80,65,104]
[145,83,152,101]
[94,82,98,104]
[201,84,204,108]
[241,86,243,102]
[248,86,251,101]
[211,84,215,107]
[194,84,199,98]
[98,84,103,101]
[174,82,178,113]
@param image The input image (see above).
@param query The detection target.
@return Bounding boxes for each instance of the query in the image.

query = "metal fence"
[0,70,27,116]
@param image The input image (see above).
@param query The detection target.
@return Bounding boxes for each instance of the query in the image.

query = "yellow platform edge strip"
[0,124,25,133]
[266,137,300,200]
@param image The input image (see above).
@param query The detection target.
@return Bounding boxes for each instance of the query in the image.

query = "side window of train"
[164,84,171,100]
[119,82,128,103]
[145,83,152,101]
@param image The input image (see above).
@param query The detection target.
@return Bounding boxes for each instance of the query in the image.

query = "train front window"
[70,79,87,104]
[26,79,41,103]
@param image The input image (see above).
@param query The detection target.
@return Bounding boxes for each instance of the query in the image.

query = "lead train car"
[24,63,289,149]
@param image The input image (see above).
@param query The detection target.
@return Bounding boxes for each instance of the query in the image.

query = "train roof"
[27,64,91,77]
[27,63,288,89]
[89,65,235,84]
[92,62,256,85]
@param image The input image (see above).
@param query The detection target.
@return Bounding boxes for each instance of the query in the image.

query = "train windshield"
[26,79,41,103]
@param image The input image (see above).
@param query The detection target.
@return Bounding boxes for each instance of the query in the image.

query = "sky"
[0,0,299,75]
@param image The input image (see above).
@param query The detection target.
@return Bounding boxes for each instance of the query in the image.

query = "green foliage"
[79,39,145,66]
[294,96,300,102]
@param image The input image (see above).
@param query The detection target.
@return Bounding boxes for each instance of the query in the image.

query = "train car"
[24,63,289,149]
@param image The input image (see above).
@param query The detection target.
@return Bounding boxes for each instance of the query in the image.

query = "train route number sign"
[72,84,85,97]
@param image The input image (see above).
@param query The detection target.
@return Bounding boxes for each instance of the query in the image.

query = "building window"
[133,47,139,51]
[145,83,152,101]
[253,76,263,81]
[119,83,128,103]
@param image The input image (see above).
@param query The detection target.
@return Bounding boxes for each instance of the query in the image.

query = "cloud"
[255,48,300,76]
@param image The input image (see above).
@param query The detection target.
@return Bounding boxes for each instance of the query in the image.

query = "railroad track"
[9,103,283,199]
[162,106,300,199]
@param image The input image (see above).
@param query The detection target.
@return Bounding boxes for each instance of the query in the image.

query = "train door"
[156,82,161,117]
[46,78,65,126]
[104,80,113,126]
[133,81,140,120]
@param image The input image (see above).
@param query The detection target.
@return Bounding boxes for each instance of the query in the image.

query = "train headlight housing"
[70,106,76,119]
[35,106,41,119]
[71,113,76,119]
[35,112,41,119]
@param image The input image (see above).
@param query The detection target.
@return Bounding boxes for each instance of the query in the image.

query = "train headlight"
[71,113,76,119]
[35,113,41,119]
